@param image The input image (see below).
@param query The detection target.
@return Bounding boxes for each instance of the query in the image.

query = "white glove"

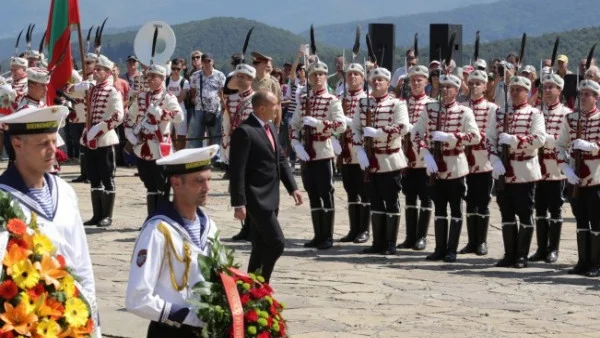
[421,149,438,175]
[293,142,310,161]
[573,139,599,153]
[125,128,138,145]
[498,132,518,148]
[345,116,353,125]
[142,120,159,133]
[560,163,580,185]
[86,124,102,140]
[332,138,342,155]
[303,116,319,127]
[147,104,163,119]
[432,131,455,143]
[0,83,12,96]
[356,147,370,170]
[74,81,93,92]
[491,155,506,179]
[545,135,556,148]
[363,127,384,139]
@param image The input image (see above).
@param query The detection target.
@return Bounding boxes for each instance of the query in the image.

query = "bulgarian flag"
[45,0,80,104]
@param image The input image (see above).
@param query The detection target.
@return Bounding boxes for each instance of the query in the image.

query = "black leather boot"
[340,203,360,242]
[231,220,251,241]
[362,212,386,254]
[475,214,490,256]
[586,232,600,277]
[444,217,463,262]
[568,230,590,275]
[459,213,477,254]
[83,190,103,226]
[383,213,400,255]
[426,217,448,261]
[496,222,518,267]
[71,154,89,183]
[397,206,417,249]
[304,209,323,248]
[97,191,115,227]
[354,203,370,243]
[545,219,562,263]
[414,207,432,250]
[515,222,534,269]
[528,217,549,262]
[317,209,335,250]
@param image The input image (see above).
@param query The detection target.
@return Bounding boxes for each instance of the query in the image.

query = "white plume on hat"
[508,76,531,92]
[542,73,564,90]
[439,74,461,89]
[408,65,429,78]
[368,67,391,82]
[307,61,328,76]
[579,79,600,96]
[234,64,256,79]
[345,63,364,76]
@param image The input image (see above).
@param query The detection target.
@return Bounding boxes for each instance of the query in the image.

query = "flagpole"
[76,23,92,133]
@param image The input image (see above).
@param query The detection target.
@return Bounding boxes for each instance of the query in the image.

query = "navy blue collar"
[0,165,57,220]
[151,200,207,233]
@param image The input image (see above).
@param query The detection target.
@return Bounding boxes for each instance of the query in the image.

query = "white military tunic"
[464,97,497,173]
[290,88,346,161]
[67,72,93,124]
[537,102,570,181]
[413,100,481,179]
[352,93,410,173]
[222,88,255,163]
[125,88,182,160]
[339,89,367,165]
[556,107,600,186]
[0,167,100,336]
[405,93,435,168]
[126,205,217,328]
[486,103,546,183]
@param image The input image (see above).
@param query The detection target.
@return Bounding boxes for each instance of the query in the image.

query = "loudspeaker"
[429,24,463,67]
[368,23,395,72]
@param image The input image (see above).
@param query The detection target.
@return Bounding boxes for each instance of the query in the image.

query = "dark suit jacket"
[229,114,297,211]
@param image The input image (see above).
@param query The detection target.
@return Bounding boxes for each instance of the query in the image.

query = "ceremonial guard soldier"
[413,74,481,262]
[529,73,570,263]
[399,65,435,251]
[17,67,49,110]
[338,62,370,244]
[126,145,219,337]
[125,64,183,217]
[68,54,124,227]
[555,80,600,276]
[459,70,497,256]
[486,75,546,268]
[352,67,410,255]
[68,53,98,184]
[8,56,29,110]
[290,60,346,250]
[0,105,101,336]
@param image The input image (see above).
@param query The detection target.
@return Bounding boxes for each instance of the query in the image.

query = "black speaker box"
[368,23,395,71]
[429,24,463,67]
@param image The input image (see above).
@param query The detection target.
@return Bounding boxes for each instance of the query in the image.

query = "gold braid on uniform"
[157,222,192,291]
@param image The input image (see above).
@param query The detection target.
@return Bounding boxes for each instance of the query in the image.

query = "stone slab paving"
[36,163,600,337]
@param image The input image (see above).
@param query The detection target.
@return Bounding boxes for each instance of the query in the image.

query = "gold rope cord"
[157,222,192,291]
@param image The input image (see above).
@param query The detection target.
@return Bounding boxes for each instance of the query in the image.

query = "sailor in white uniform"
[125,145,219,337]
[0,105,101,337]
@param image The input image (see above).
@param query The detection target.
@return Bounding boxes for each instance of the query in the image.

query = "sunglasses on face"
[191,56,201,60]
[85,61,95,65]
[171,68,181,71]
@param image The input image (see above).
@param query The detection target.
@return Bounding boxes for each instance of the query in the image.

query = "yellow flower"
[64,298,89,328]
[36,318,61,338]
[32,233,55,256]
[59,275,76,298]
[19,292,37,314]
[11,259,40,289]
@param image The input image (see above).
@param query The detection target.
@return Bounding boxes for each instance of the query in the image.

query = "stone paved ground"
[44,163,600,337]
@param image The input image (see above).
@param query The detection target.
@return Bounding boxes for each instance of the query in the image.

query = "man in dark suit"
[229,90,303,283]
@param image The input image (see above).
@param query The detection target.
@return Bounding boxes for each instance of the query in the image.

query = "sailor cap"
[508,76,531,92]
[368,67,391,82]
[439,74,462,89]
[234,63,256,79]
[0,105,68,135]
[157,144,220,176]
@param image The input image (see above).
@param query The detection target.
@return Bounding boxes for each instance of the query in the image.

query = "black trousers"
[247,208,284,283]
[496,182,535,225]
[67,123,85,159]
[402,168,432,208]
[342,164,369,203]
[432,177,466,218]
[465,172,493,215]
[368,170,402,213]
[535,180,565,220]
[575,186,600,231]
[147,321,197,338]
[301,159,334,209]
[116,125,126,166]
[137,158,166,193]
[86,146,116,191]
